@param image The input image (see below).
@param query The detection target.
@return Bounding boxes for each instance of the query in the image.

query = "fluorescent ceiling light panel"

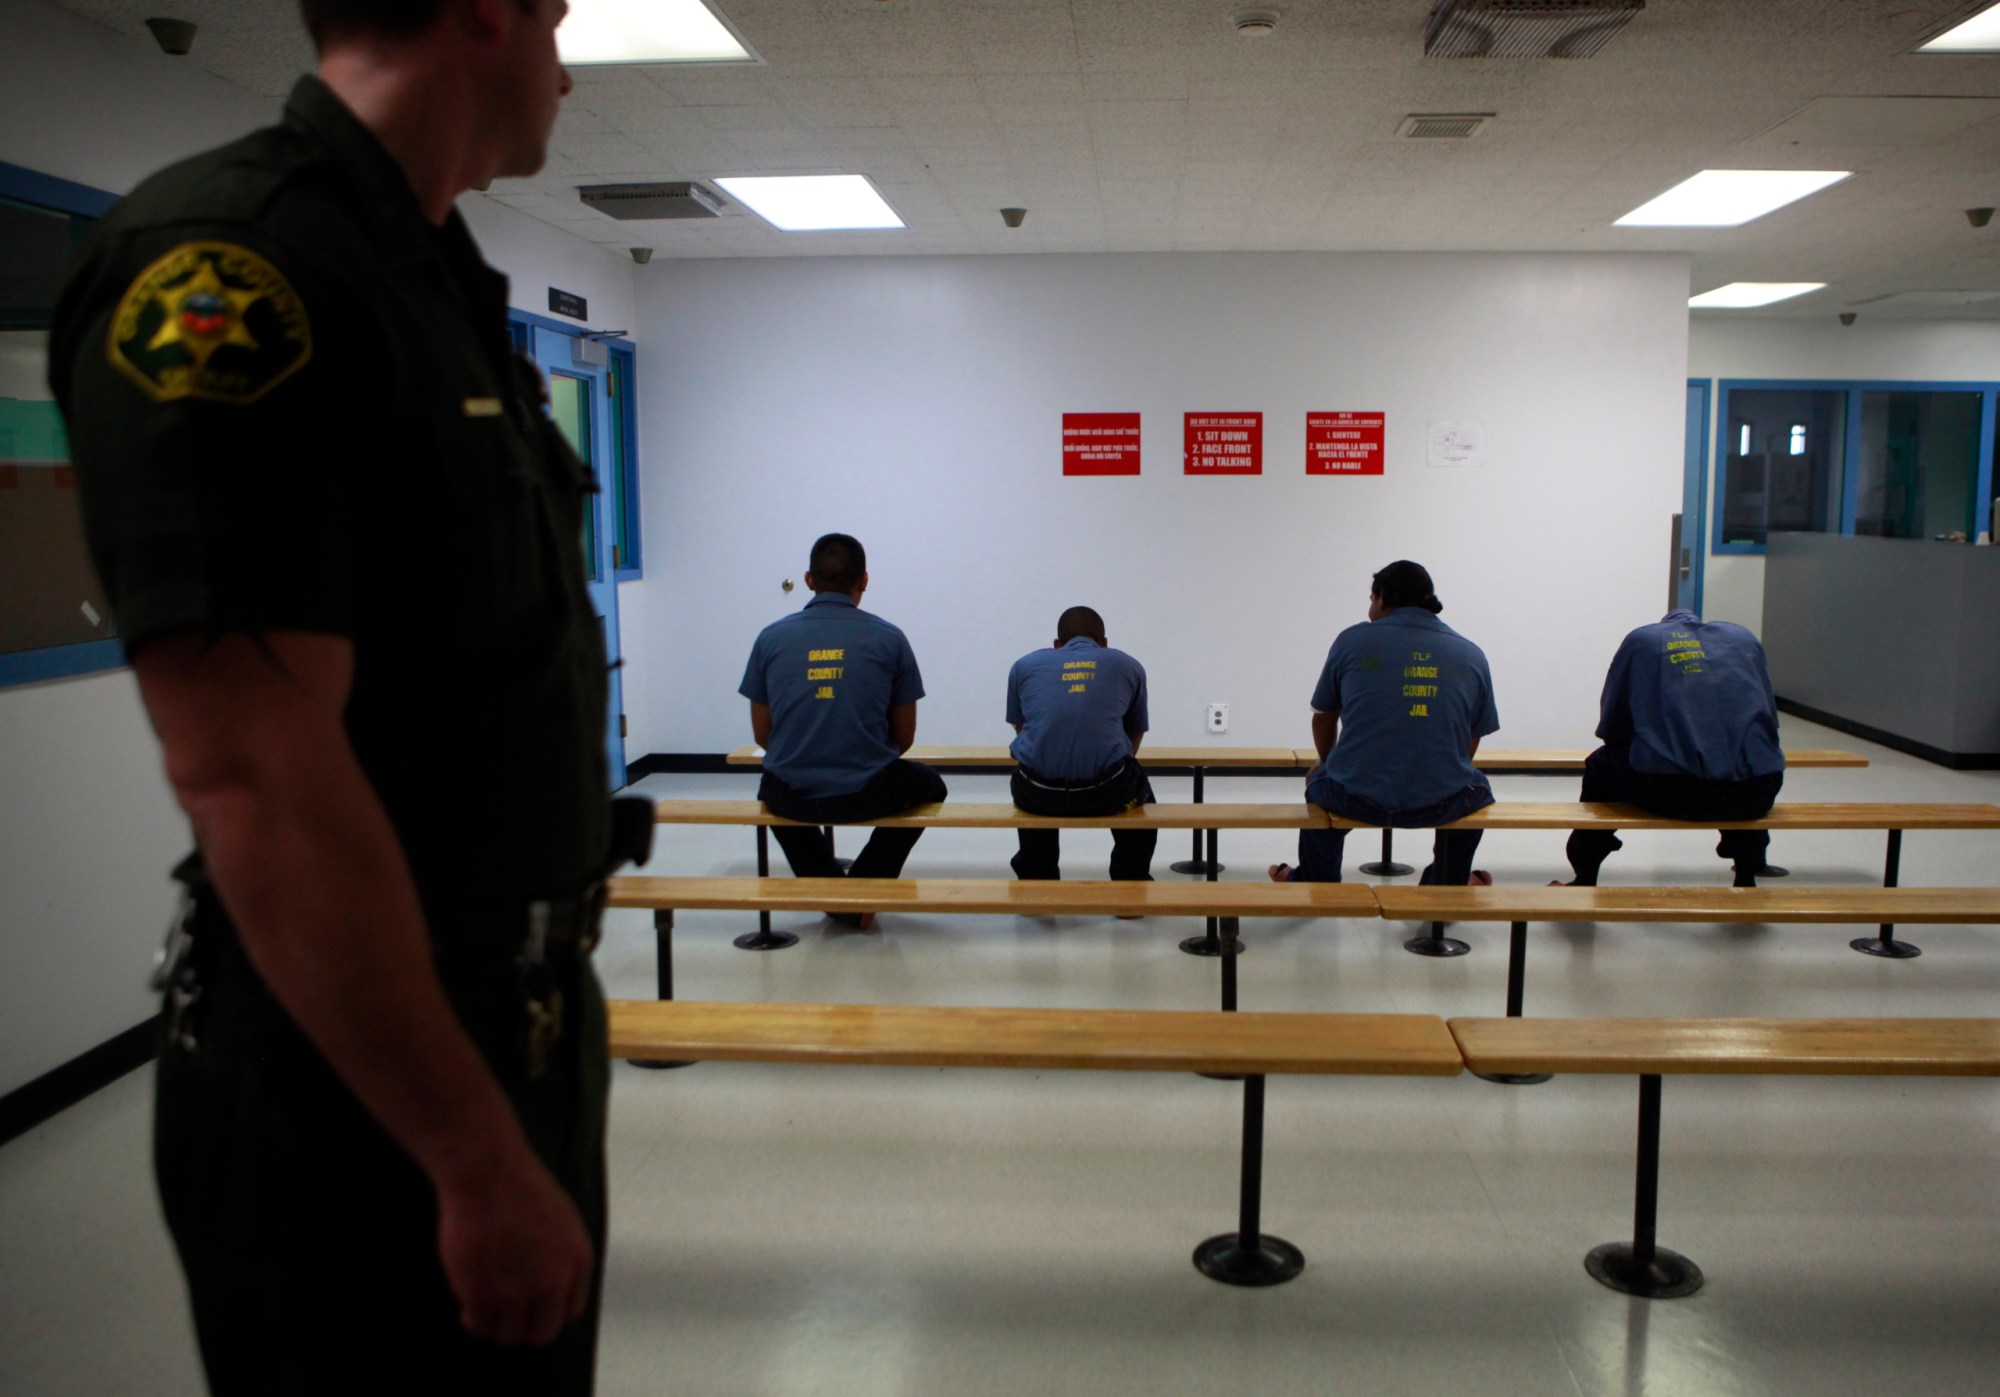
[558,0,751,65]
[1615,170,1851,227]
[1688,283,1826,309]
[1919,3,2000,52]
[713,175,905,231]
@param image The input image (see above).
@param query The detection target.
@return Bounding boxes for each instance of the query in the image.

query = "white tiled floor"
[5,717,2000,1396]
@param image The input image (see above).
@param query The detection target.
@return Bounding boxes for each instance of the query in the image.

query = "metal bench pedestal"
[1585,1075,1702,1298]
[1473,921,1551,1085]
[1851,830,1920,959]
[1193,1074,1304,1287]
[735,827,801,952]
[631,910,696,1070]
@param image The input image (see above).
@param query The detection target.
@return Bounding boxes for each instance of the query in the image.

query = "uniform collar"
[806,592,859,610]
[1375,607,1447,630]
[1060,636,1101,650]
[1660,609,1700,625]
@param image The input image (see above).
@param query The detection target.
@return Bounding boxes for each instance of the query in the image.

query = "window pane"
[1720,389,1846,546]
[1854,390,1984,540]
[2,195,117,662]
[547,372,597,581]
[607,351,637,575]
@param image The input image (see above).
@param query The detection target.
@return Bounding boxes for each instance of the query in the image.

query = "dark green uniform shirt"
[50,76,612,924]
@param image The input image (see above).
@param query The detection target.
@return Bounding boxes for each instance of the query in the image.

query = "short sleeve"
[1473,662,1500,738]
[53,229,361,648]
[738,636,770,704]
[891,632,925,706]
[1310,643,1343,713]
[1004,659,1025,726]
[1595,633,1639,743]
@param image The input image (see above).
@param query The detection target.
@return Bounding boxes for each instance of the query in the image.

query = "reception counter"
[1763,533,2000,767]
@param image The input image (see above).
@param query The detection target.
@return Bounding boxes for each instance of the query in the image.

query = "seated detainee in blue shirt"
[1005,606,1155,882]
[1271,561,1499,886]
[739,533,946,927]
[1562,610,1785,888]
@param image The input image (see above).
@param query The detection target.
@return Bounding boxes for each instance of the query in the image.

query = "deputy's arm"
[889,702,918,753]
[134,630,590,1348]
[1311,709,1340,762]
[750,701,773,747]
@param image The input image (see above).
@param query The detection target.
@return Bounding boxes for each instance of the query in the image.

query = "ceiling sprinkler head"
[1839,312,1858,326]
[146,17,197,55]
[1233,8,1279,37]
[1968,208,1995,228]
[1001,207,1027,228]
[631,248,654,265]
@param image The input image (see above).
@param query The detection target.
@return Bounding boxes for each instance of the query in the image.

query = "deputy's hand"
[435,1152,594,1346]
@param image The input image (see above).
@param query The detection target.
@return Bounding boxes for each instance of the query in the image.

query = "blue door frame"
[523,318,626,790]
[1682,379,1710,616]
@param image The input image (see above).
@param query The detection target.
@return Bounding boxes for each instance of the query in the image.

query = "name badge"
[462,397,504,418]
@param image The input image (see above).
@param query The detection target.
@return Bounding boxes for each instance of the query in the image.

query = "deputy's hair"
[1371,560,1443,615]
[300,0,447,45]
[1056,606,1106,644]
[808,533,866,594]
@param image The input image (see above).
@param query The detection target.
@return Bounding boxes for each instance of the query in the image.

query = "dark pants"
[1294,773,1493,885]
[1565,743,1785,886]
[758,759,948,880]
[1009,757,1157,881]
[157,902,608,1396]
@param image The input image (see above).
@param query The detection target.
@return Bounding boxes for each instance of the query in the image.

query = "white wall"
[1688,317,2000,632]
[0,0,636,1095]
[623,251,1690,758]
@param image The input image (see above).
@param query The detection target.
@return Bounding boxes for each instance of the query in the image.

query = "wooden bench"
[651,799,1328,950]
[1381,888,2000,1077]
[611,997,1462,1285]
[722,745,1867,879]
[607,875,1380,1008]
[1448,1015,2000,1297]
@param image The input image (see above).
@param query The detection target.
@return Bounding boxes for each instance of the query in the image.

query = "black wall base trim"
[1776,698,2000,771]
[1,1017,158,1148]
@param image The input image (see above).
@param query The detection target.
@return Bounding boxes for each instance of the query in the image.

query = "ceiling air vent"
[1399,113,1495,138]
[1424,0,1644,59]
[579,182,724,221]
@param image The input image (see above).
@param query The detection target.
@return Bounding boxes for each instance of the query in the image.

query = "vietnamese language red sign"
[1306,412,1385,475]
[1062,412,1142,476]
[1184,412,1262,475]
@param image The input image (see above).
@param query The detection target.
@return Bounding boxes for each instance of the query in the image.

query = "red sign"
[1062,412,1142,476]
[1306,412,1385,475]
[1184,413,1262,475]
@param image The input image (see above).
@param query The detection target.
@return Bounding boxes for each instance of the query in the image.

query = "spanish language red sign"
[1062,412,1142,476]
[1184,412,1262,475]
[1306,412,1385,475]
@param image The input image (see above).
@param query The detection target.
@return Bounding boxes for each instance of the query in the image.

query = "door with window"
[529,324,625,789]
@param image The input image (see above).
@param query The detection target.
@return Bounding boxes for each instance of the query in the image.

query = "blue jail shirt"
[739,592,925,799]
[1598,610,1784,782]
[1006,637,1150,781]
[1312,608,1499,813]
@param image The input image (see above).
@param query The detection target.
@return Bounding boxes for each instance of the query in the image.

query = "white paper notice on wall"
[1426,420,1484,468]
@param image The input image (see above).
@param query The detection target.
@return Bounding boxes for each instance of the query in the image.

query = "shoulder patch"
[107,241,311,405]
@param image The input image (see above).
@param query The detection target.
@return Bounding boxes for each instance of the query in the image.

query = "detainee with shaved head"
[1004,606,1157,882]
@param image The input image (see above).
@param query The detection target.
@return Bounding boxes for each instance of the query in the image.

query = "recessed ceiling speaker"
[579,182,724,221]
[146,17,197,55]
[1425,0,1644,59]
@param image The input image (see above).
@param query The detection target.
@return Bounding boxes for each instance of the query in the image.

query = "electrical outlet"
[1207,703,1228,733]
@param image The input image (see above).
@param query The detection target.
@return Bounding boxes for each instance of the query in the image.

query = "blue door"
[531,324,626,789]
[1681,380,1710,615]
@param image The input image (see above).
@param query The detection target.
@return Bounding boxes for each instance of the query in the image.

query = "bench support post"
[1170,769,1225,876]
[1180,829,1244,958]
[1404,917,1471,958]
[1193,1074,1304,1287]
[1473,922,1551,1085]
[630,910,695,1070]
[734,826,800,952]
[1851,829,1920,959]
[1360,827,1415,878]
[1585,1074,1702,1298]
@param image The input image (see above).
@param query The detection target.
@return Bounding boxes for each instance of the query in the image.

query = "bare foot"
[1267,863,1294,884]
[1468,870,1492,886]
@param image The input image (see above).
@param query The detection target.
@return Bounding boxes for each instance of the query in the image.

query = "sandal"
[1268,863,1294,884]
